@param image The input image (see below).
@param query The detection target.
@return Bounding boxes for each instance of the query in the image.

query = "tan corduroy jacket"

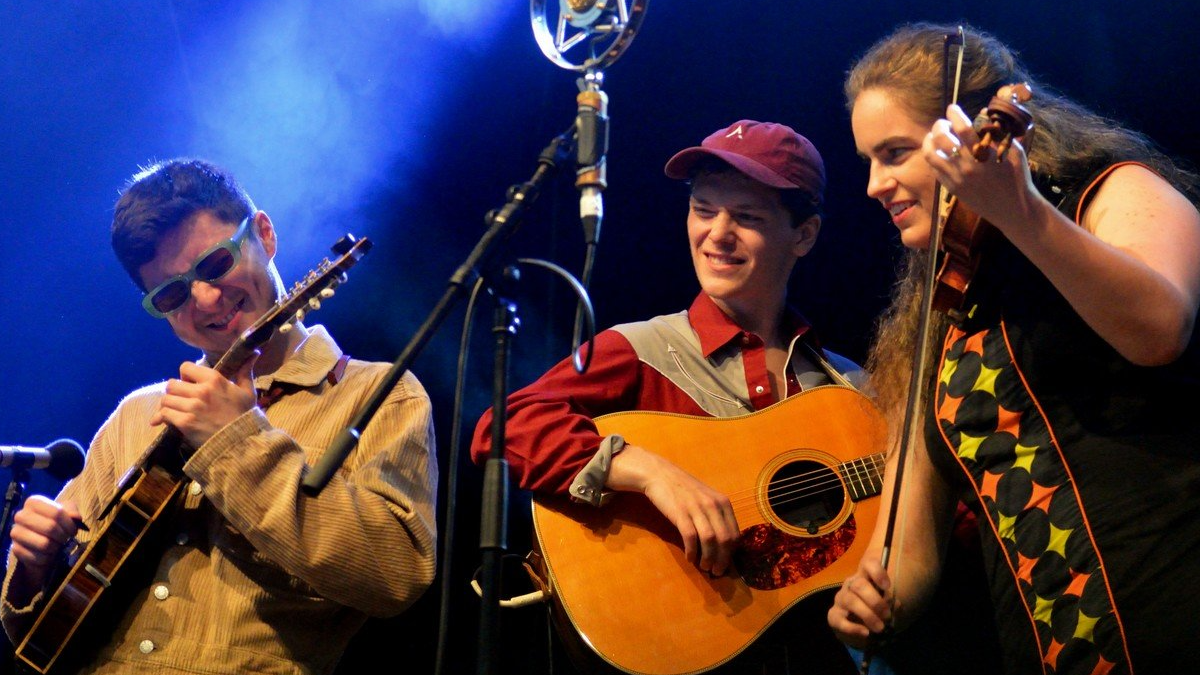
[2,325,438,674]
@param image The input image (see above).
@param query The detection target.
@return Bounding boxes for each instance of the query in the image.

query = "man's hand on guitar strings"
[606,444,741,576]
[8,495,83,590]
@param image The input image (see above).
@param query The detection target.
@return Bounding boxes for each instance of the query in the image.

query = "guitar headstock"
[213,235,372,376]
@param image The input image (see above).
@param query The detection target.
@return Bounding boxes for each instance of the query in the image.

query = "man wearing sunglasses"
[1,158,438,675]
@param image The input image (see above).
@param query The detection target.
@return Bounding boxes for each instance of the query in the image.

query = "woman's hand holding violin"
[923,85,1043,238]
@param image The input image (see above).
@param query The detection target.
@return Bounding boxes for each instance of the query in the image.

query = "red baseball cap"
[664,120,825,203]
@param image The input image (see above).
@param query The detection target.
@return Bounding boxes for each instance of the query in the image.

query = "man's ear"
[253,211,278,259]
[792,214,821,257]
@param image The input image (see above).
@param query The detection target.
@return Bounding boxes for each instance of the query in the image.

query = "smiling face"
[687,170,818,325]
[851,87,940,250]
[137,211,282,359]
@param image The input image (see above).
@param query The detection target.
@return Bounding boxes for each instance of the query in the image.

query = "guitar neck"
[838,452,886,502]
[211,339,261,379]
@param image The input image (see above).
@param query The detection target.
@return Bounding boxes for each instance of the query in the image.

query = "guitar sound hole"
[766,459,844,534]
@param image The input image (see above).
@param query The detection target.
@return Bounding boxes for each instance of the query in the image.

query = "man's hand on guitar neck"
[606,444,741,576]
[151,355,260,449]
[8,495,83,606]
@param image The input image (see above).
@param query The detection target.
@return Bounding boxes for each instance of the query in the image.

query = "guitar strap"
[796,341,864,391]
[255,353,351,409]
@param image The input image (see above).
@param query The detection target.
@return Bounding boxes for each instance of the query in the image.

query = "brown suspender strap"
[327,353,351,385]
[256,354,351,409]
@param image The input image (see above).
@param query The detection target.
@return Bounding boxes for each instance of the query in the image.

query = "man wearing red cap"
[471,120,862,673]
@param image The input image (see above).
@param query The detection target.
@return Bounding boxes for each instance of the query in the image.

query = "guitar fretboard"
[838,452,886,501]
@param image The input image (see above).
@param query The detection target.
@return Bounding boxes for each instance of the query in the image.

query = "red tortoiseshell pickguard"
[735,517,857,590]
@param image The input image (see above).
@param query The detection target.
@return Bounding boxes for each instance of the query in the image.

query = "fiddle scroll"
[931,84,1034,323]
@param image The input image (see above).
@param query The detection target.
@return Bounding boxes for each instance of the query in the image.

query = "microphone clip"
[575,71,609,246]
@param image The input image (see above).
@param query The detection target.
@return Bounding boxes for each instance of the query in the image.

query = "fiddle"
[931,83,1035,323]
[858,28,1032,672]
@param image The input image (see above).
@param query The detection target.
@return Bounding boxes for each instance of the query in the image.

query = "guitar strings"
[722,454,888,512]
[723,453,886,502]
[725,458,886,528]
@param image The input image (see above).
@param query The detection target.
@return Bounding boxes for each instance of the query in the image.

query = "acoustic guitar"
[530,385,887,675]
[14,235,372,675]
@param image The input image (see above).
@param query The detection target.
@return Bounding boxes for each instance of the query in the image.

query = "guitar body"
[16,461,187,674]
[531,386,887,675]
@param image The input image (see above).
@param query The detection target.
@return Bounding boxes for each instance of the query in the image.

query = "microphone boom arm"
[301,130,576,495]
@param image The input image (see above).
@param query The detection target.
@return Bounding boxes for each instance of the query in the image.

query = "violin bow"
[860,25,966,675]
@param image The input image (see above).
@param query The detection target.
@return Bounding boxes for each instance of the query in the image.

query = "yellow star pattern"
[997,512,1017,540]
[973,364,1003,396]
[1012,442,1038,473]
[1033,593,1055,625]
[1074,610,1100,643]
[957,432,985,461]
[1046,523,1071,558]
[940,355,959,387]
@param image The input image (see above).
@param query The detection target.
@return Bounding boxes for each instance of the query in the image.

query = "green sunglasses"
[141,214,253,318]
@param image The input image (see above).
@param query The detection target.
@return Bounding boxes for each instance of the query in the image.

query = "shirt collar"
[686,292,816,358]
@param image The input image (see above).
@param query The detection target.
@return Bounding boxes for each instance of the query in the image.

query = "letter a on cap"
[725,124,744,140]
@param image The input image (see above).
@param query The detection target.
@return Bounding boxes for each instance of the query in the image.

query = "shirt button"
[755,385,765,394]
[189,482,203,496]
[139,639,155,654]
[153,584,170,601]
[175,532,189,546]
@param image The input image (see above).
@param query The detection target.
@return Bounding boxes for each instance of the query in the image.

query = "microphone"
[575,75,609,247]
[0,439,85,480]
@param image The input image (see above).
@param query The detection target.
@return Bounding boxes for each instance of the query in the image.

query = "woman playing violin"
[829,22,1200,675]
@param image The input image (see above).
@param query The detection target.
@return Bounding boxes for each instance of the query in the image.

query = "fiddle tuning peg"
[279,323,293,334]
[1009,82,1033,103]
[332,234,358,256]
[319,288,335,299]
[308,298,322,310]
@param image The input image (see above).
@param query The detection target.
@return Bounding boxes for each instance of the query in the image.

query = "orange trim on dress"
[996,320,1132,673]
[932,327,1048,668]
[1073,161,1153,225]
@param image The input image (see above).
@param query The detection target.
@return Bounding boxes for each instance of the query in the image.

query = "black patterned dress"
[926,164,1200,675]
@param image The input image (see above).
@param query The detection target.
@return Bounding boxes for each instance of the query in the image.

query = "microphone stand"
[299,129,576,675]
[301,130,575,496]
[477,264,519,675]
[0,467,28,668]
[1,467,30,556]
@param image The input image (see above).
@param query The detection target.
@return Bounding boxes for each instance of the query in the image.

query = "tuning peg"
[279,323,293,334]
[308,298,322,310]
[332,234,359,255]
[320,288,335,299]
